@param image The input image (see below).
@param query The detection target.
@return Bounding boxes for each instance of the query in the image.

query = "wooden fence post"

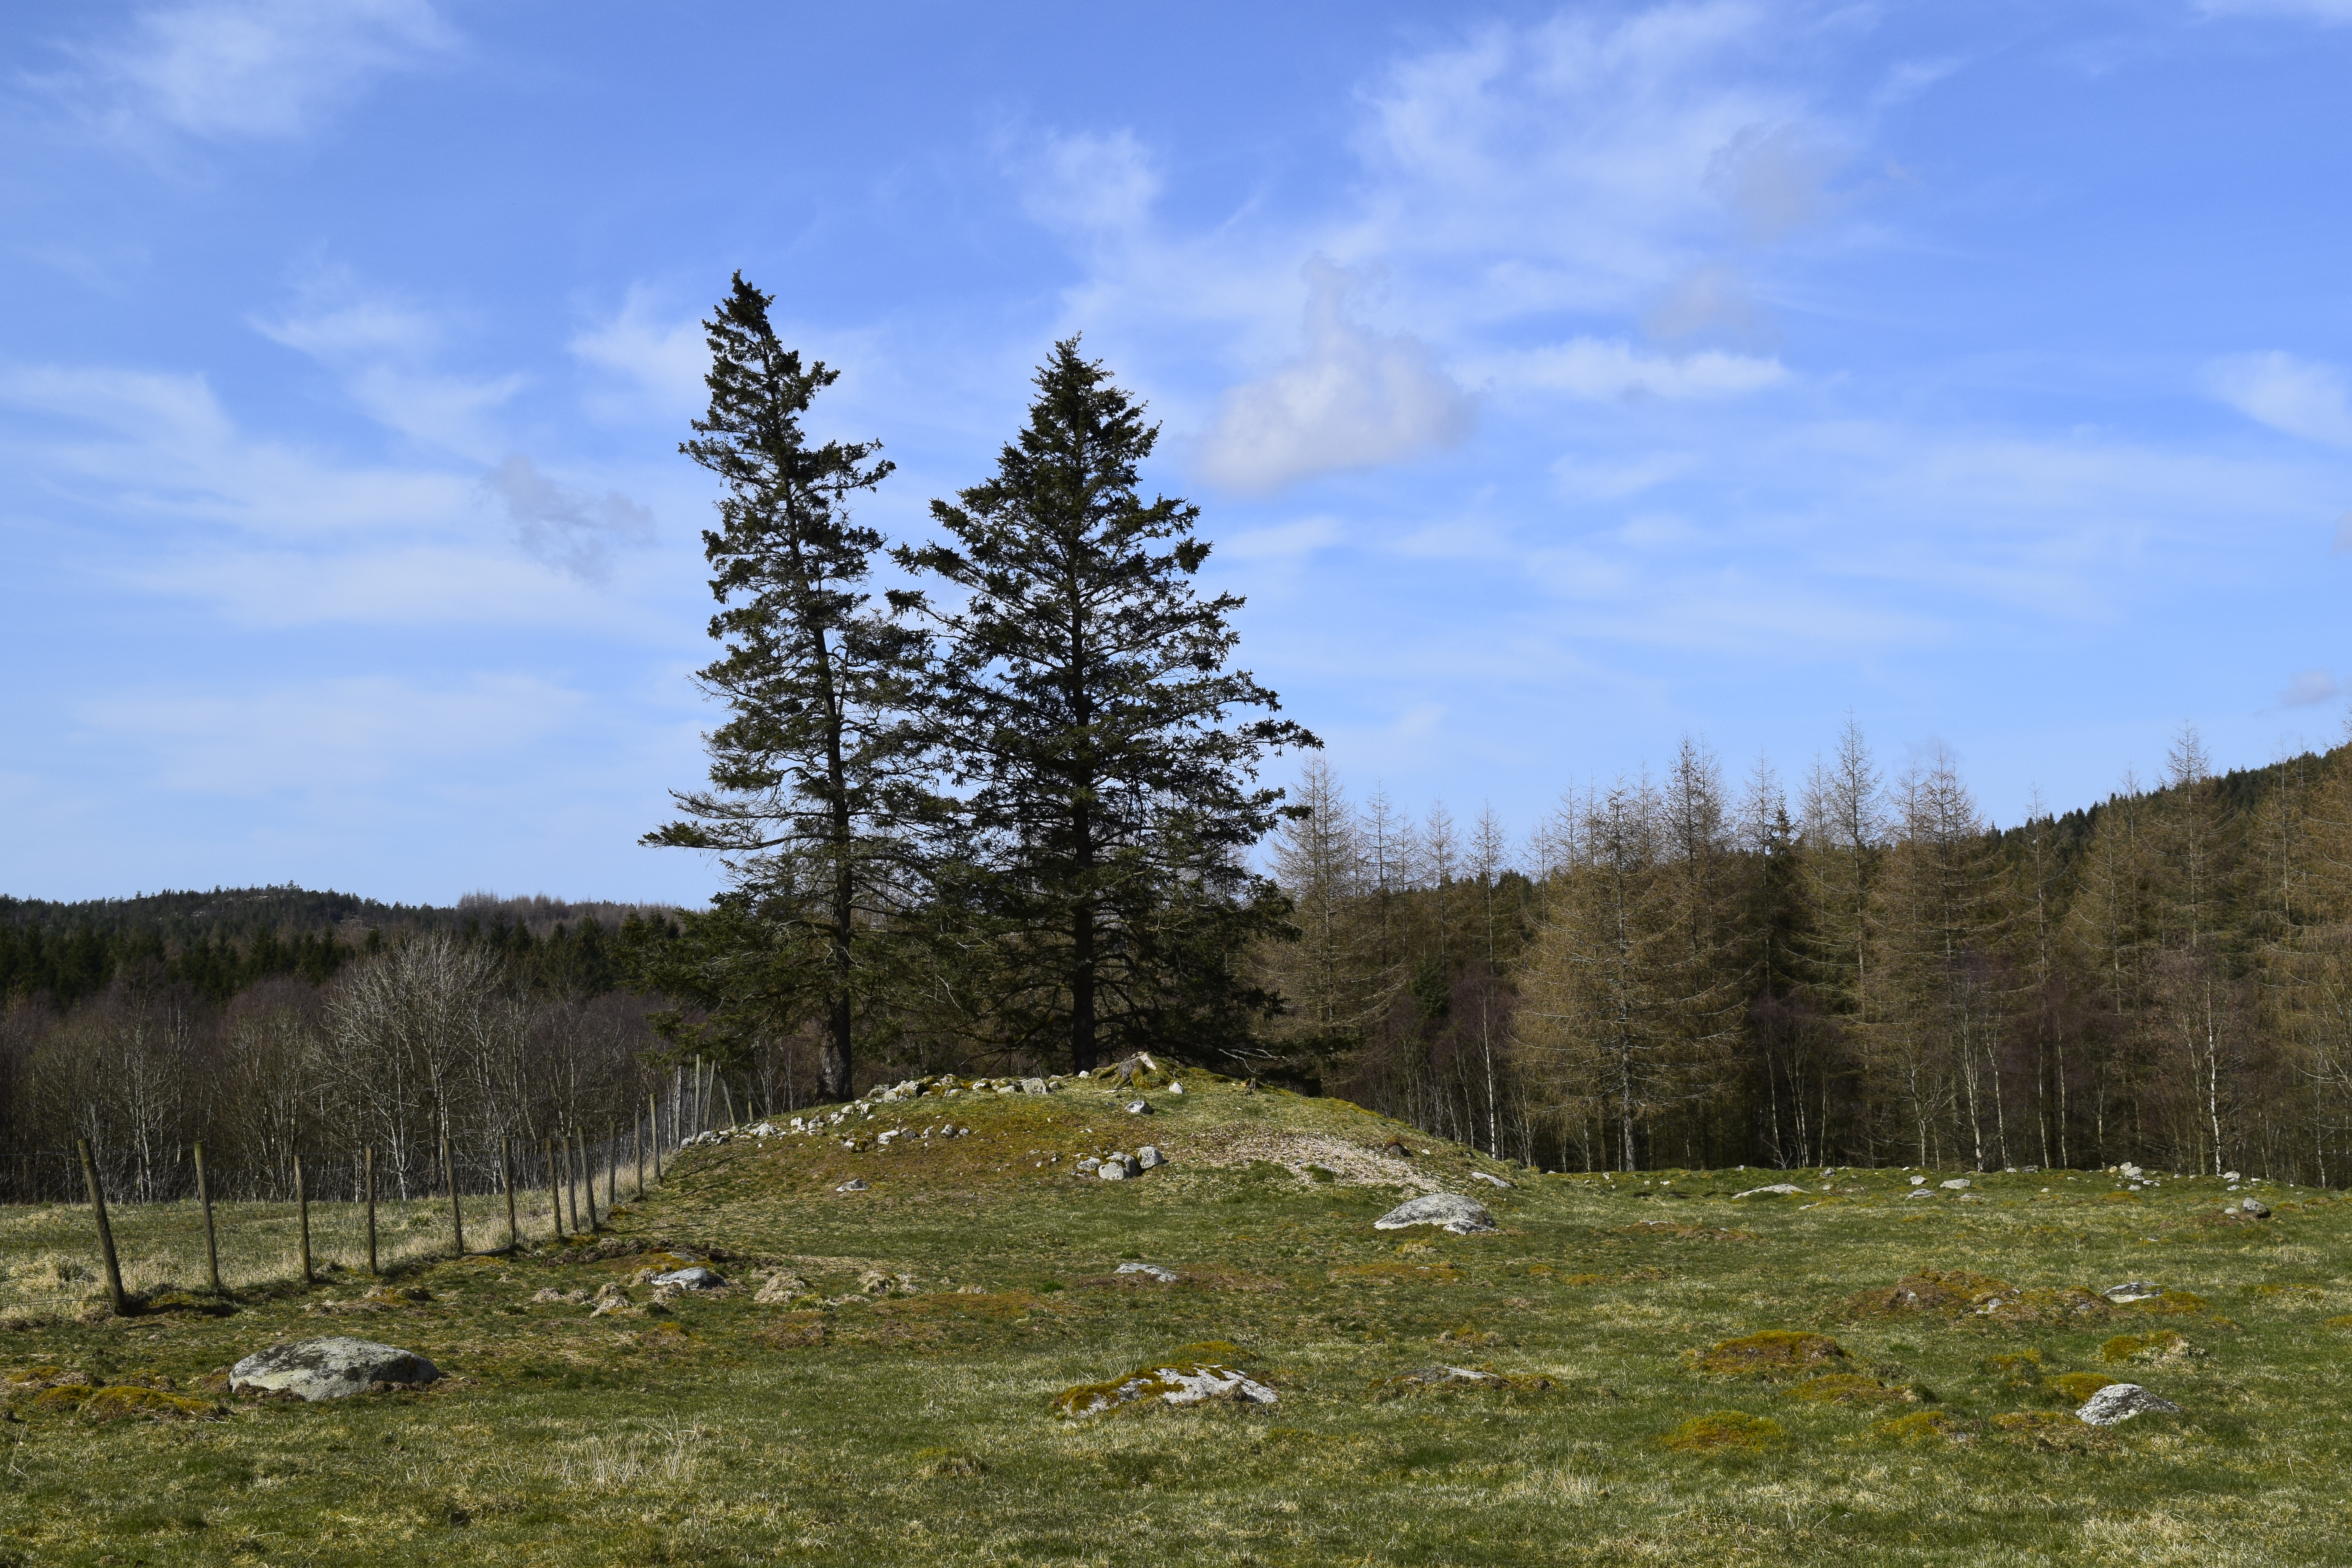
[546,1138,564,1240]
[633,1111,644,1199]
[501,1135,517,1253]
[650,1091,663,1181]
[579,1130,598,1232]
[441,1135,465,1258]
[364,1147,378,1275]
[605,1124,617,1214]
[76,1139,130,1317]
[193,1140,222,1294]
[295,1152,314,1285]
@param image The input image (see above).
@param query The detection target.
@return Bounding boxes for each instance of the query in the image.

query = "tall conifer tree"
[900,339,1315,1073]
[644,274,930,1102]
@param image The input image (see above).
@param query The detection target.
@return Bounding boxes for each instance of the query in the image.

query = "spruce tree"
[900,339,1315,1073]
[644,274,931,1102]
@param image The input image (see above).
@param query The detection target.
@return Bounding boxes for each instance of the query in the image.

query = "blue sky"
[3,0,2349,904]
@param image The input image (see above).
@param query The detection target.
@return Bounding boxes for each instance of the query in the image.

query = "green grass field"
[5,1069,2350,1566]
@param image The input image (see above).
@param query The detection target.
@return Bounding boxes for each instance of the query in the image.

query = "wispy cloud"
[483,454,655,582]
[255,272,522,459]
[1196,262,1473,494]
[1486,337,1787,400]
[2209,352,2352,446]
[54,0,456,145]
[570,290,710,424]
[2278,668,2341,708]
[2200,0,2352,23]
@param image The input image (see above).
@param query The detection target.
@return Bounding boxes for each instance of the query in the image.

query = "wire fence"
[0,1058,749,1321]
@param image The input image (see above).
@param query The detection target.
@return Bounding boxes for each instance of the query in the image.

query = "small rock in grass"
[1137,1145,1165,1169]
[1906,1189,1936,1200]
[2102,1280,2165,1303]
[2238,1197,2271,1218]
[1098,1154,1137,1181]
[2075,1383,2181,1426]
[1125,1099,1153,1115]
[1076,1157,1101,1173]
[1023,1078,1051,1094]
[1054,1358,1276,1417]
[1940,1178,1972,1190]
[651,1265,725,1291]
[1733,1183,1806,1199]
[229,1337,440,1402]
[754,1273,808,1304]
[836,1177,869,1192]
[1168,1082,1185,1095]
[1468,1171,1513,1189]
[1373,1193,1496,1236]
[1116,1262,1180,1282]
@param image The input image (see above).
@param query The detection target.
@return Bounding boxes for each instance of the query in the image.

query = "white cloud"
[1017,128,1161,238]
[1219,516,1345,562]
[1197,262,1473,494]
[2336,510,2352,553]
[570,291,710,423]
[1551,451,1695,501]
[1645,263,1767,343]
[2279,668,2341,708]
[255,274,522,459]
[65,0,455,143]
[483,454,655,582]
[1489,337,1787,400]
[2209,352,2352,446]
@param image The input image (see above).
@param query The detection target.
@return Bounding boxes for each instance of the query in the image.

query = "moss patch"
[2102,1329,2194,1364]
[1661,1411,1786,1453]
[1688,1330,1847,1379]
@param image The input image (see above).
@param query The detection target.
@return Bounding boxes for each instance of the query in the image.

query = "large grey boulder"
[2076,1383,2182,1426]
[230,1337,440,1401]
[1373,1192,1495,1235]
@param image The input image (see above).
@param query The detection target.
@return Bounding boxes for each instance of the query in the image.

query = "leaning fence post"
[546,1138,564,1240]
[441,1135,466,1258]
[501,1135,518,1252]
[295,1152,314,1285]
[193,1140,222,1294]
[76,1139,130,1318]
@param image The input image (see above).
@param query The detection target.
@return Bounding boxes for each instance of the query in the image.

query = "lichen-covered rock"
[2076,1382,2181,1426]
[1940,1177,1972,1190]
[754,1272,809,1304]
[229,1337,441,1401]
[2237,1197,2271,1218]
[1136,1144,1165,1170]
[2102,1280,2165,1303]
[1732,1183,1805,1199]
[1372,1193,1495,1235]
[1053,1357,1276,1417]
[650,1265,725,1291]
[1115,1262,1179,1283]
[1097,1154,1137,1181]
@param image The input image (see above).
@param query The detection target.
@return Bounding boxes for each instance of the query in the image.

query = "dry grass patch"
[2102,1329,2196,1364]
[1782,1372,1917,1406]
[1687,1330,1847,1379]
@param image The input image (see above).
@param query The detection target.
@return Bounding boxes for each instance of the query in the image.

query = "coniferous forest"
[7,277,2351,1192]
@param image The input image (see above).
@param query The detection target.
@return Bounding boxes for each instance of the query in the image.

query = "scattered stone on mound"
[1115,1262,1180,1283]
[1873,1410,1975,1445]
[2103,1279,2165,1303]
[1053,1352,1277,1417]
[1846,1270,2008,1317]
[2101,1330,2196,1364]
[229,1337,441,1402]
[1136,1144,1165,1170]
[1661,1411,1784,1453]
[1732,1183,1805,1199]
[1373,1193,1495,1235]
[1097,1152,1138,1181]
[2077,1383,2182,1426]
[754,1273,809,1305]
[1783,1373,1916,1405]
[1689,1331,1847,1379]
[1375,1365,1555,1398]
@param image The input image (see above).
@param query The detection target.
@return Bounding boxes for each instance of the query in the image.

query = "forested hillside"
[1256,723,2352,1186]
